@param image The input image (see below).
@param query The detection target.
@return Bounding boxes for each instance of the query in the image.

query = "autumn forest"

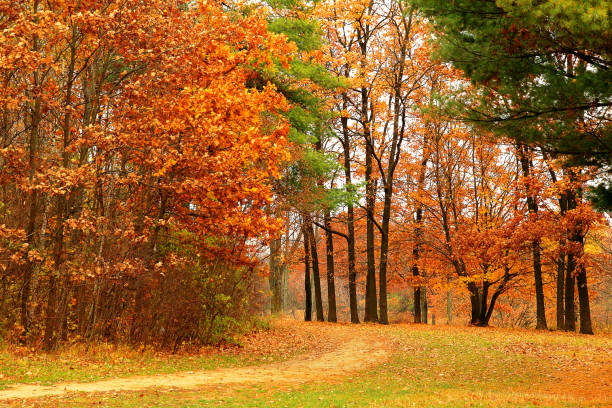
[0,0,611,406]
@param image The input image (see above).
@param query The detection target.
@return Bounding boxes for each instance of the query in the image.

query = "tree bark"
[556,248,566,330]
[565,250,577,331]
[303,222,312,322]
[532,240,547,329]
[306,215,324,322]
[518,144,547,330]
[556,192,567,330]
[324,211,337,322]
[21,0,42,342]
[474,265,513,327]
[412,151,427,324]
[44,31,78,350]
[378,183,391,324]
[412,206,424,323]
[356,15,378,322]
[378,77,405,326]
[422,286,428,324]
[564,186,577,331]
[363,91,377,323]
[269,237,283,314]
[468,282,481,325]
[341,94,359,323]
[413,286,422,323]
[478,281,490,325]
[544,153,567,331]
[575,236,593,334]
[564,171,593,335]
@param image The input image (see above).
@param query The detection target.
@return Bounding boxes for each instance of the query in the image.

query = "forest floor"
[0,319,611,407]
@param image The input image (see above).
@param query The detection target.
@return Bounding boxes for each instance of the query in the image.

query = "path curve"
[0,326,389,401]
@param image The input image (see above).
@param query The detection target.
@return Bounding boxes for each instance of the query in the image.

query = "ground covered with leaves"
[0,320,330,389]
[1,320,610,407]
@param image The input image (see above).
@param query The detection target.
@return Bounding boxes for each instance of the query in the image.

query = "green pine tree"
[415,0,612,209]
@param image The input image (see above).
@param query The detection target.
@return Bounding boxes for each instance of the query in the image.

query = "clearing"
[0,320,610,407]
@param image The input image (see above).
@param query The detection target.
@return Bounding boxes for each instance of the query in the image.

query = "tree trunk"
[363,89,378,323]
[303,222,312,322]
[545,155,567,330]
[478,265,513,327]
[564,187,578,331]
[269,237,283,314]
[532,241,547,329]
[565,250,577,331]
[556,187,567,331]
[412,207,424,323]
[468,282,481,325]
[556,249,566,330]
[341,84,359,324]
[44,32,78,350]
[324,211,337,322]
[518,144,547,330]
[378,72,406,325]
[346,198,358,323]
[575,235,593,334]
[422,287,428,324]
[306,216,324,322]
[378,184,392,324]
[413,286,422,323]
[21,0,42,342]
[341,117,359,324]
[21,105,40,341]
[356,8,377,324]
[556,190,567,330]
[412,147,428,323]
[478,281,489,325]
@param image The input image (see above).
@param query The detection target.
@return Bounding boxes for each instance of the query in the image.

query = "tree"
[260,0,349,321]
[414,0,610,330]
[415,0,612,207]
[0,0,294,348]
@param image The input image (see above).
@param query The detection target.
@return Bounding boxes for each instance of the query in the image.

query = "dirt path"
[0,325,389,401]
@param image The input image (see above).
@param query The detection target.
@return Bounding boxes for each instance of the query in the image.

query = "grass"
[0,344,249,388]
[5,323,612,407]
[0,321,319,388]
